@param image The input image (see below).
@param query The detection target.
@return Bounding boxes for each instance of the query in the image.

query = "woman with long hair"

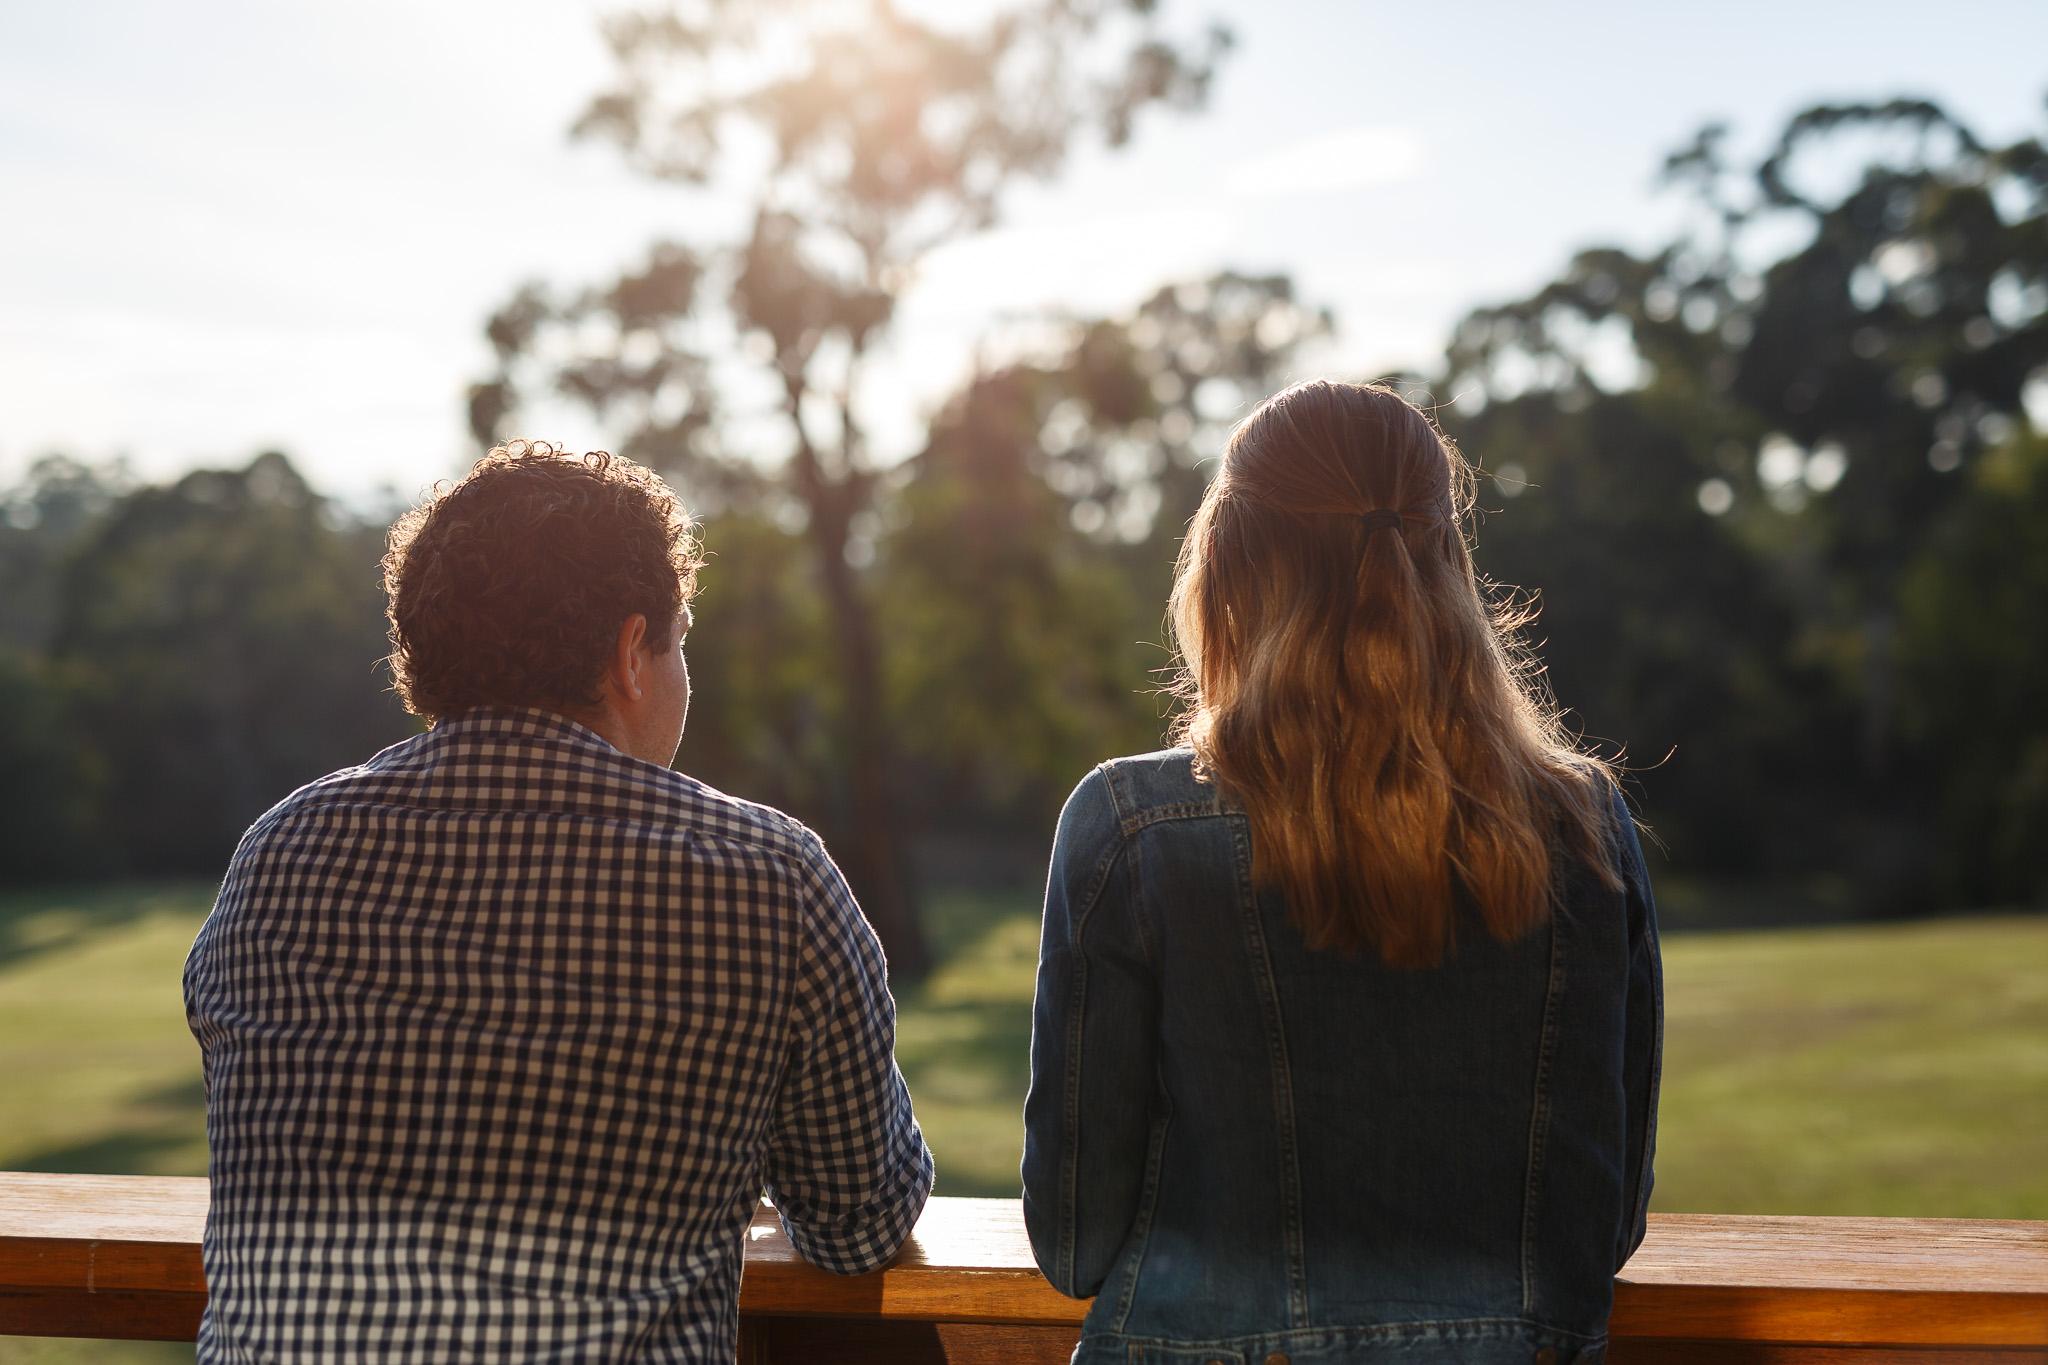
[1022,379,1661,1365]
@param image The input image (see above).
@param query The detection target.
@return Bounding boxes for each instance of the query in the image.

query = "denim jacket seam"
[1114,801,1227,838]
[1058,947,1089,1291]
[1231,814,1310,1326]
[1109,1073,1173,1333]
[1109,822,1160,1330]
[1061,821,1135,1291]
[1070,813,1134,941]
[1519,916,1565,1316]
[1125,821,1159,969]
[1053,765,1114,1291]
[1627,885,1664,1242]
[1100,753,1228,834]
[1615,791,1662,1252]
[1098,1315,1611,1350]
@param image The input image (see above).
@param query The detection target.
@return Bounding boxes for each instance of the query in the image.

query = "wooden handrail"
[2,1173,2044,1360]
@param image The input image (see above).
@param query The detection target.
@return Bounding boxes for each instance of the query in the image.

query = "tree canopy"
[469,0,1233,974]
[4,82,2043,935]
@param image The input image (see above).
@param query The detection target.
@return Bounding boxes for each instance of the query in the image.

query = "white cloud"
[1226,126,1425,198]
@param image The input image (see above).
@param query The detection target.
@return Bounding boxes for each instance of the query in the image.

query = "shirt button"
[1264,1354,1292,1365]
[1534,1350,1560,1365]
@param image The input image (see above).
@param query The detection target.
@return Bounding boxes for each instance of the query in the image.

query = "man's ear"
[608,613,652,704]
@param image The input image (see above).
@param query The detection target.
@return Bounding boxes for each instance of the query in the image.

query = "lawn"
[1,882,2044,1359]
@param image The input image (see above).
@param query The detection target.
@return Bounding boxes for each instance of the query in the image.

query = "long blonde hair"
[1168,380,1621,968]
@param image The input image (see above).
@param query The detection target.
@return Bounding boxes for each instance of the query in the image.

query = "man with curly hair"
[184,442,933,1363]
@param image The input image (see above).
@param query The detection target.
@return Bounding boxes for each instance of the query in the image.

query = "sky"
[2,0,2044,506]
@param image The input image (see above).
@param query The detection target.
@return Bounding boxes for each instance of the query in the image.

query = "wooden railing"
[2,1173,2044,1361]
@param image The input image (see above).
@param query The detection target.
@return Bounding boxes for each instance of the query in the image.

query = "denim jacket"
[1022,750,1661,1365]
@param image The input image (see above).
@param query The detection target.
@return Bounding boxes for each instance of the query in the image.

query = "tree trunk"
[807,481,929,982]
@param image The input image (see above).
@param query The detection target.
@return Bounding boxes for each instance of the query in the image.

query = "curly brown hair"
[383,441,703,724]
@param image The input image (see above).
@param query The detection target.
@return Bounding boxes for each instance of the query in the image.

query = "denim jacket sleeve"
[1022,766,1159,1299]
[763,831,936,1275]
[1613,789,1664,1270]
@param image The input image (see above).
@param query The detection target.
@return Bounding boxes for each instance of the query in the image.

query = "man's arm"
[762,833,934,1275]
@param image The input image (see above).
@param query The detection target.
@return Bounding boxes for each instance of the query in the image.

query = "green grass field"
[2,882,2045,1360]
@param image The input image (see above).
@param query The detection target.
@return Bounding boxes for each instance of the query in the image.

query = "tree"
[876,358,1161,835]
[0,648,104,881]
[660,267,1331,880]
[673,509,842,821]
[1704,101,2048,775]
[49,453,412,874]
[1032,271,1336,575]
[0,454,132,654]
[1900,431,2048,905]
[471,0,1232,976]
[1430,382,1830,883]
[1453,99,2048,769]
[0,455,131,881]
[1441,95,2048,909]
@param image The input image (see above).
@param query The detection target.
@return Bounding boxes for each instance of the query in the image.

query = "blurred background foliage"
[3,12,2045,1360]
[1,37,2046,1365]
[1,15,2044,963]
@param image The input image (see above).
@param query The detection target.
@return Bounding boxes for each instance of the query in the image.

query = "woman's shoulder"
[1082,747,1233,830]
[1050,750,1234,896]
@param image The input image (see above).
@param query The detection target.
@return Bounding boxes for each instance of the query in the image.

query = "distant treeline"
[3,97,2045,930]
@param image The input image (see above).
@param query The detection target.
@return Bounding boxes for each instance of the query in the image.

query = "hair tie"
[1359,509,1404,533]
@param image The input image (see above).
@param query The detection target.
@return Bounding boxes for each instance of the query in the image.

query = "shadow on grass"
[896,888,1041,1196]
[899,890,1036,1083]
[13,1076,207,1178]
[0,881,213,972]
[897,998,1032,1099]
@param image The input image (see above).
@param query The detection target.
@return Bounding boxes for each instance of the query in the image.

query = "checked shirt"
[184,707,933,1362]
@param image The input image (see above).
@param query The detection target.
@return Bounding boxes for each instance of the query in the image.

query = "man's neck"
[562,703,637,761]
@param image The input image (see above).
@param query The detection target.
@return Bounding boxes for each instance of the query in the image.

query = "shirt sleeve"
[1021,766,1159,1299]
[1613,789,1664,1271]
[762,831,935,1275]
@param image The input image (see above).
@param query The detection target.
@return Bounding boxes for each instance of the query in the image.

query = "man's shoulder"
[230,719,830,890]
[647,766,828,874]
[230,743,406,854]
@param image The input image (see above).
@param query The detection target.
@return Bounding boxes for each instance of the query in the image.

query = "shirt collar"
[430,705,624,757]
